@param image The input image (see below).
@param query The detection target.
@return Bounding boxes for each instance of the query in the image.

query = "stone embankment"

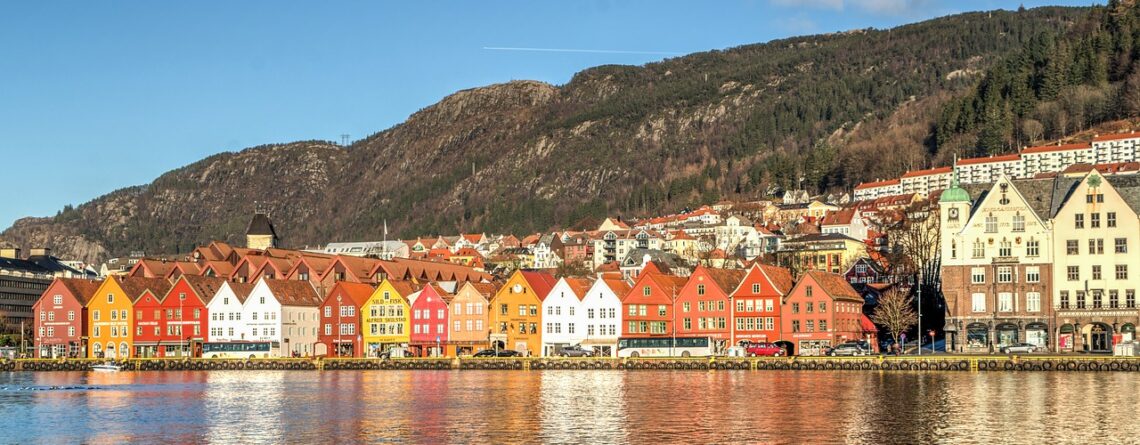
[5,356,1139,372]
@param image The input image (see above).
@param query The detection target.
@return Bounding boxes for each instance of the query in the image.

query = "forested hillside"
[2,6,1113,263]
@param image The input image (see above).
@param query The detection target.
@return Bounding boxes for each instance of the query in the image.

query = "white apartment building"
[1021,142,1095,177]
[1092,132,1140,164]
[900,166,953,196]
[853,179,902,202]
[955,154,1025,185]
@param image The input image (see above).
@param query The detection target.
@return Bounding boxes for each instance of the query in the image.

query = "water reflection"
[2,370,1140,443]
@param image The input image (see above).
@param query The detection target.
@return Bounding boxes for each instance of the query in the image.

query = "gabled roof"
[1105,174,1140,215]
[263,279,321,307]
[519,271,558,301]
[601,276,632,298]
[699,267,747,295]
[57,278,103,306]
[227,282,256,304]
[756,263,793,295]
[821,208,857,226]
[561,277,595,301]
[117,276,173,304]
[328,281,376,307]
[646,273,688,298]
[182,275,228,305]
[802,271,862,303]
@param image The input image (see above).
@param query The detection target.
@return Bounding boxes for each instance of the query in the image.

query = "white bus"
[617,337,714,358]
[201,341,277,359]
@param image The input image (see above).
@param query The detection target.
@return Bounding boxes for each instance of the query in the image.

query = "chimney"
[29,247,50,257]
[0,247,20,259]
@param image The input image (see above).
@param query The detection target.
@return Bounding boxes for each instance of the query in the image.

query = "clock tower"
[939,167,972,265]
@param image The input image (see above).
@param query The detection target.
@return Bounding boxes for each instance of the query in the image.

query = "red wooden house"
[409,284,452,357]
[33,278,101,358]
[622,267,687,338]
[731,263,793,347]
[159,275,225,357]
[781,271,867,356]
[317,281,375,357]
[674,266,745,349]
[131,282,168,358]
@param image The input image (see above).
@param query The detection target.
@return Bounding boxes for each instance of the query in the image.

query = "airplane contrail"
[483,46,682,56]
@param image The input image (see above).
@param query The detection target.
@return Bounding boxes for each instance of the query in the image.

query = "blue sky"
[0,0,1094,228]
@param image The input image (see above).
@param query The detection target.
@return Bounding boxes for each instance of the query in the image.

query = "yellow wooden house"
[86,277,170,359]
[361,279,415,356]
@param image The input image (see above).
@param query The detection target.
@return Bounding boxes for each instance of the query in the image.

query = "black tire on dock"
[899,361,912,371]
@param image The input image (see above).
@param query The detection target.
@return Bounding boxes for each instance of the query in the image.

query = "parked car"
[557,345,594,357]
[826,342,868,356]
[472,349,499,357]
[740,341,784,357]
[1001,343,1038,354]
[496,349,523,357]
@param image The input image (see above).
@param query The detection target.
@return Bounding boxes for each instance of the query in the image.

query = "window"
[971,268,985,284]
[518,305,526,316]
[806,286,813,297]
[643,286,651,296]
[997,266,1013,283]
[1116,238,1128,254]
[1067,266,1080,281]
[765,300,774,312]
[638,305,646,316]
[1027,292,1040,312]
[951,240,957,259]
[1060,291,1070,309]
[1076,291,1086,309]
[67,311,74,321]
[973,240,984,258]
[819,302,826,313]
[500,304,508,315]
[999,241,1011,257]
[53,295,62,305]
[1012,213,1025,232]
[1026,267,1040,283]
[792,320,800,333]
[1128,290,1136,309]
[697,284,705,295]
[1117,265,1129,280]
[971,293,985,312]
[736,300,745,312]
[792,303,800,314]
[1093,291,1104,309]
[324,306,331,317]
[1110,290,1119,309]
[806,302,814,313]
[107,293,114,303]
[1067,240,1079,255]
[1091,213,1101,228]
[998,293,1012,312]
[1092,265,1102,280]
[1027,239,1039,257]
[1108,212,1117,227]
[1089,238,1104,255]
[985,214,997,233]
[658,305,667,317]
[752,284,760,294]
[1075,213,1085,229]
[806,320,814,332]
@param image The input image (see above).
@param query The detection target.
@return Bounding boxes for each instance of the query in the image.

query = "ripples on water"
[0,370,1137,444]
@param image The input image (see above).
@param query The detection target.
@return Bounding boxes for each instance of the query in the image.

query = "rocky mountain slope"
[1,6,1094,264]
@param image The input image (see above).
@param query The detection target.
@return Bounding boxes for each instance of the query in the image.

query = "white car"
[1000,343,1037,354]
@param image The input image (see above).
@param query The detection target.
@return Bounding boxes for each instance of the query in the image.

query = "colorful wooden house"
[158,275,225,357]
[489,270,557,355]
[580,275,629,357]
[731,263,793,349]
[448,281,498,355]
[409,284,452,357]
[317,281,375,357]
[205,281,254,342]
[361,279,415,357]
[87,277,170,358]
[674,266,745,351]
[621,267,686,338]
[33,278,101,358]
[540,277,594,356]
[781,271,868,356]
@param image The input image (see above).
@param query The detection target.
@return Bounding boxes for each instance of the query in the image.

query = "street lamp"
[179,293,186,357]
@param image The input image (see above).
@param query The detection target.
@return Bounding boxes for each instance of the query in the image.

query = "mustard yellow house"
[361,279,415,356]
[489,271,557,355]
[87,277,170,359]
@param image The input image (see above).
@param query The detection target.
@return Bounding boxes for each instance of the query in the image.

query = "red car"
[740,341,784,357]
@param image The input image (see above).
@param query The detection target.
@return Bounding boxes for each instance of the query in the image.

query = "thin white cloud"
[483,47,683,56]
[771,0,844,10]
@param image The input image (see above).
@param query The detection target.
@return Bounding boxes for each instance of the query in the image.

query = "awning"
[860,314,878,333]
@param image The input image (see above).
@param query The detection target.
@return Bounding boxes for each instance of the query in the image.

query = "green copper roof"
[939,167,971,203]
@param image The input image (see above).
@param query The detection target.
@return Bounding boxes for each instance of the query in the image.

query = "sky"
[0,0,1096,228]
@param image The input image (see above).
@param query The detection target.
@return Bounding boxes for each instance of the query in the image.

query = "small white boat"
[92,362,121,372]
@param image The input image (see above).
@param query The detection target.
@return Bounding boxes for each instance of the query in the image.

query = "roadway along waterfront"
[6,355,1140,372]
[2,369,1139,443]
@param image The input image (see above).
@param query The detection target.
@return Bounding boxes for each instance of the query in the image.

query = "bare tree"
[866,201,941,287]
[872,288,918,350]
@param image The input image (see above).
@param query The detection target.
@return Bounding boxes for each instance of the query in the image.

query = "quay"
[5,355,1140,372]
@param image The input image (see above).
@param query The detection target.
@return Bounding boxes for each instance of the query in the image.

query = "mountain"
[1,6,1098,264]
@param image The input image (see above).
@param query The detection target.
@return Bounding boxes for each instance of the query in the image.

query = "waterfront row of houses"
[33,258,882,359]
[854,131,1140,201]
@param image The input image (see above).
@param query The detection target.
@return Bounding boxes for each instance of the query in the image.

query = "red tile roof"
[58,278,103,306]
[805,271,862,303]
[854,178,901,190]
[757,264,794,295]
[1021,142,1092,154]
[329,281,376,307]
[263,279,322,307]
[1093,131,1140,142]
[900,166,952,178]
[520,271,558,301]
[956,153,1020,165]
